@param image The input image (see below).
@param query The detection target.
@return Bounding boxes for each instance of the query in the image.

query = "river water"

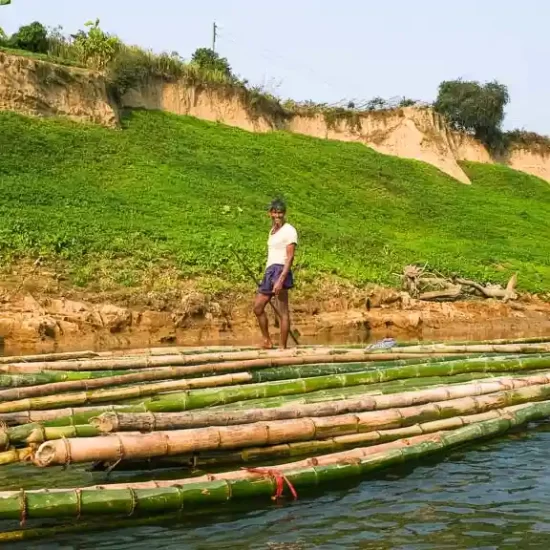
[2,421,550,549]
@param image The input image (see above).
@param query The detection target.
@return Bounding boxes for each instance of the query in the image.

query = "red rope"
[244,467,298,501]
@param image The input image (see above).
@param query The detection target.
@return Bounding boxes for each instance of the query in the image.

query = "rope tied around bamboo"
[244,467,298,500]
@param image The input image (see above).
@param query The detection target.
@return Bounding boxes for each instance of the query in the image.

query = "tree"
[73,19,120,70]
[191,47,232,76]
[434,79,510,146]
[9,21,48,53]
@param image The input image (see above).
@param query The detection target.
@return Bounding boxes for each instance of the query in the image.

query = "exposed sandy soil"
[0,269,548,356]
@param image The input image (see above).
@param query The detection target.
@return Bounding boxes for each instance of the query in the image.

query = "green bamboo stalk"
[0,372,254,413]
[3,354,549,415]
[34,382,550,467]
[0,446,33,465]
[1,401,549,520]
[0,369,539,428]
[0,354,482,401]
[0,350,460,374]
[212,371,517,411]
[0,423,101,449]
[0,370,133,389]
[91,371,550,433]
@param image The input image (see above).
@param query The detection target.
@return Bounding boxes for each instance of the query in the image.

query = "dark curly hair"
[268,198,287,212]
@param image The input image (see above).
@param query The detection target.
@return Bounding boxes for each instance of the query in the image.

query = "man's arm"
[273,243,296,295]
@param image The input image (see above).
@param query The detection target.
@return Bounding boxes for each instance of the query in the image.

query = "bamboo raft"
[0,337,550,541]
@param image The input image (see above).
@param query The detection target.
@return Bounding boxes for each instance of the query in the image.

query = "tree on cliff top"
[191,47,232,77]
[434,79,509,148]
[9,21,48,53]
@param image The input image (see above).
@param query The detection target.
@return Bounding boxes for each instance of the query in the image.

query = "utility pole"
[212,21,217,52]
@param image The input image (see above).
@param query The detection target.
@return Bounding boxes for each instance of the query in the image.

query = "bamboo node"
[244,467,298,501]
[61,436,72,468]
[75,488,82,520]
[115,435,126,462]
[147,411,156,432]
[128,488,138,516]
[19,488,27,527]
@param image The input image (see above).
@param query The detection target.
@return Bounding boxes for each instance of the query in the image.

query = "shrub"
[190,47,232,77]
[9,21,48,53]
[73,19,120,70]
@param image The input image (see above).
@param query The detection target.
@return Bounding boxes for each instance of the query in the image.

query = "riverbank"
[1,268,549,355]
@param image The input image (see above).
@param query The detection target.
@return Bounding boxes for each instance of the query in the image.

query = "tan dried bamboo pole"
[390,343,550,354]
[0,351,457,374]
[92,371,550,433]
[107,405,528,469]
[0,351,100,365]
[0,369,544,427]
[34,382,550,466]
[0,347,345,372]
[0,372,253,414]
[94,346,257,357]
[13,400,541,496]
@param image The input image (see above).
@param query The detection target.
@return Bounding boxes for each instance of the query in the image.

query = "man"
[253,198,298,349]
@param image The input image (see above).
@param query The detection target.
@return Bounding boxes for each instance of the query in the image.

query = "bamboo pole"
[212,371,515,411]
[0,373,253,413]
[0,347,351,372]
[0,446,33,465]
[0,370,133,389]
[0,346,260,366]
[0,401,549,520]
[389,343,550,354]
[33,382,550,466]
[91,371,550,433]
[8,341,547,374]
[0,355,476,401]
[0,351,99,364]
[96,404,535,471]
[395,336,550,347]
[0,369,538,428]
[0,350,460,374]
[2,355,550,414]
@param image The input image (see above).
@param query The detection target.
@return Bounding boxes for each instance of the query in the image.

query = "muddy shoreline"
[1,277,549,355]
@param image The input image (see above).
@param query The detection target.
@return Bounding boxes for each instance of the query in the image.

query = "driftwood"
[401,265,518,302]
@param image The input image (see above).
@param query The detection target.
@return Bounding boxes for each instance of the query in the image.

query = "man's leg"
[277,289,290,349]
[253,293,273,348]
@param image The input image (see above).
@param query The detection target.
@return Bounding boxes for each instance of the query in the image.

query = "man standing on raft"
[253,198,298,349]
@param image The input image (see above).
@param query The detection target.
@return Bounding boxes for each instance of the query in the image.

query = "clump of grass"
[282,96,422,133]
[1,109,549,294]
[505,130,550,156]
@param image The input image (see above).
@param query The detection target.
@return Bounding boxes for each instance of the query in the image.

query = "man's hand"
[273,279,284,296]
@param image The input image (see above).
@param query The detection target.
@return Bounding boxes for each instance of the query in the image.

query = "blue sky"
[2,0,548,134]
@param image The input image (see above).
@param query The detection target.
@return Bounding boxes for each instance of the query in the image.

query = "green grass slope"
[0,109,549,293]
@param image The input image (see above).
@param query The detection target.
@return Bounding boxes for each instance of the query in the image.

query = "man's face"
[269,209,285,226]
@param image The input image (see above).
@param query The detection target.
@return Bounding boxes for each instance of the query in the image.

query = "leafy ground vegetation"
[1,110,549,295]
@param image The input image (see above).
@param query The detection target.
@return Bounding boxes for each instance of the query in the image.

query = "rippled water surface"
[3,422,550,549]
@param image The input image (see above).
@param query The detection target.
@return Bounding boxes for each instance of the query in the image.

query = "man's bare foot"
[261,339,273,349]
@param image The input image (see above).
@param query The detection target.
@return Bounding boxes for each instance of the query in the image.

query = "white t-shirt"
[267,223,298,267]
